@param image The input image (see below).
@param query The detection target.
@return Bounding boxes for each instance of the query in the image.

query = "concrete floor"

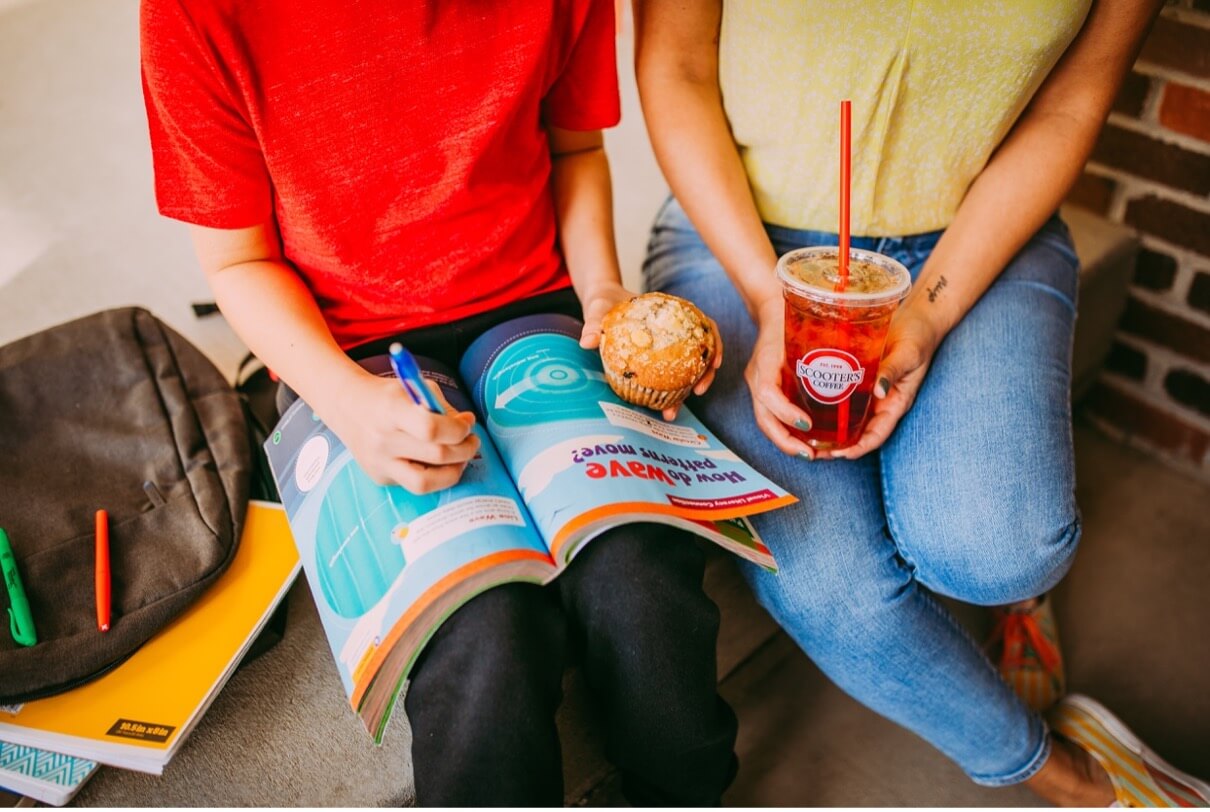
[3,0,1208,806]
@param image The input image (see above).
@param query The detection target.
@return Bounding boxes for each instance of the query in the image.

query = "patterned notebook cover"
[0,741,98,806]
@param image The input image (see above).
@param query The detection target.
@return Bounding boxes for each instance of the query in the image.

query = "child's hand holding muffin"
[595,292,723,420]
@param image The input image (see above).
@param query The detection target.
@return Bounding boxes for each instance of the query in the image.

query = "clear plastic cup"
[777,246,911,451]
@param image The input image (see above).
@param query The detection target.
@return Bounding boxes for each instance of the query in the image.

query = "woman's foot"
[987,593,1065,711]
[1026,730,1116,807]
[1044,694,1210,807]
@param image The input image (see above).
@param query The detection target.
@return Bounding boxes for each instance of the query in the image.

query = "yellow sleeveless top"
[718,0,1091,236]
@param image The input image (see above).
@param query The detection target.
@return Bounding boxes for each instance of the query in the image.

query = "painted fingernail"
[797,451,812,461]
[876,377,891,397]
[795,419,812,431]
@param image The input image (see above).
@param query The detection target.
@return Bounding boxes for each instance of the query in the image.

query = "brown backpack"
[0,308,252,702]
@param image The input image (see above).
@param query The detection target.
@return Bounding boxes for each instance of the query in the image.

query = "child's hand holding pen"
[323,347,479,494]
[389,343,446,415]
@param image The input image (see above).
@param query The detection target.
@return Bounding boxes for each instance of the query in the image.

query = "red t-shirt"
[141,0,620,349]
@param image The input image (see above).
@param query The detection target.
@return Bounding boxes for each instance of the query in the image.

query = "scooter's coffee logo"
[796,349,864,404]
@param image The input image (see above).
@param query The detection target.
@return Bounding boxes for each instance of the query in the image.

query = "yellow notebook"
[0,502,299,774]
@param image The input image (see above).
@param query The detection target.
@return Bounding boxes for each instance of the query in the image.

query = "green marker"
[0,528,37,647]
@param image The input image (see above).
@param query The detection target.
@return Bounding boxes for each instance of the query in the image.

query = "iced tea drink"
[777,247,910,451]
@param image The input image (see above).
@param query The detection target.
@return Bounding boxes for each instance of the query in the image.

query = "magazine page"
[459,314,796,570]
[263,356,556,741]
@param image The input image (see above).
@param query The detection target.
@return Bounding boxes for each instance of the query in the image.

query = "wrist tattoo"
[926,275,948,303]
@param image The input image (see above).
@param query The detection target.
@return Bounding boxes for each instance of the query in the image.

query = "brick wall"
[1067,1,1210,479]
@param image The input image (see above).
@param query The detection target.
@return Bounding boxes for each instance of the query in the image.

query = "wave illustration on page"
[462,315,797,564]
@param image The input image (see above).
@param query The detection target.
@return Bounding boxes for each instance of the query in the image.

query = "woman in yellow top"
[635,1,1210,806]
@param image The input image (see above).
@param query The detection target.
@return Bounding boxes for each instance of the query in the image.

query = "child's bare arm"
[546,127,629,346]
[547,126,722,417]
[190,222,478,492]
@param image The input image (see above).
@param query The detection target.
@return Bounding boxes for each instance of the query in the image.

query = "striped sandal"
[987,594,1065,711]
[1049,694,1210,807]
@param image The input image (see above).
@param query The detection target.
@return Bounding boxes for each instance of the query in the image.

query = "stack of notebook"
[0,503,299,804]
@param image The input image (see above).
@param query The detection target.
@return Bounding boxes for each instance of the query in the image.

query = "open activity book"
[264,314,796,740]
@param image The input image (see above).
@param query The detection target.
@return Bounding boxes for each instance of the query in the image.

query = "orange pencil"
[95,509,111,632]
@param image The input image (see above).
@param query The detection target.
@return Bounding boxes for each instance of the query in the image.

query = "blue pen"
[388,343,446,414]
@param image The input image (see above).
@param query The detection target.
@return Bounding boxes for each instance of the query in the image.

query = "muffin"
[599,292,717,410]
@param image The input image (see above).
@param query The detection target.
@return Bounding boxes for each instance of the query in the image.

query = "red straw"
[838,99,852,290]
[835,100,853,444]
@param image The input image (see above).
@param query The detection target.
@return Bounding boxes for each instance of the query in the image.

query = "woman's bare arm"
[634,0,780,322]
[634,0,812,454]
[839,0,1165,459]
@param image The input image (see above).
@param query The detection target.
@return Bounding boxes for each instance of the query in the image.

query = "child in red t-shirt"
[141,0,734,805]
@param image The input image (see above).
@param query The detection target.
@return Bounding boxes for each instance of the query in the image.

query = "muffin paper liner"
[604,366,694,411]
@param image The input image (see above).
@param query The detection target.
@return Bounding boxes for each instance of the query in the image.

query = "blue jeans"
[643,197,1082,786]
